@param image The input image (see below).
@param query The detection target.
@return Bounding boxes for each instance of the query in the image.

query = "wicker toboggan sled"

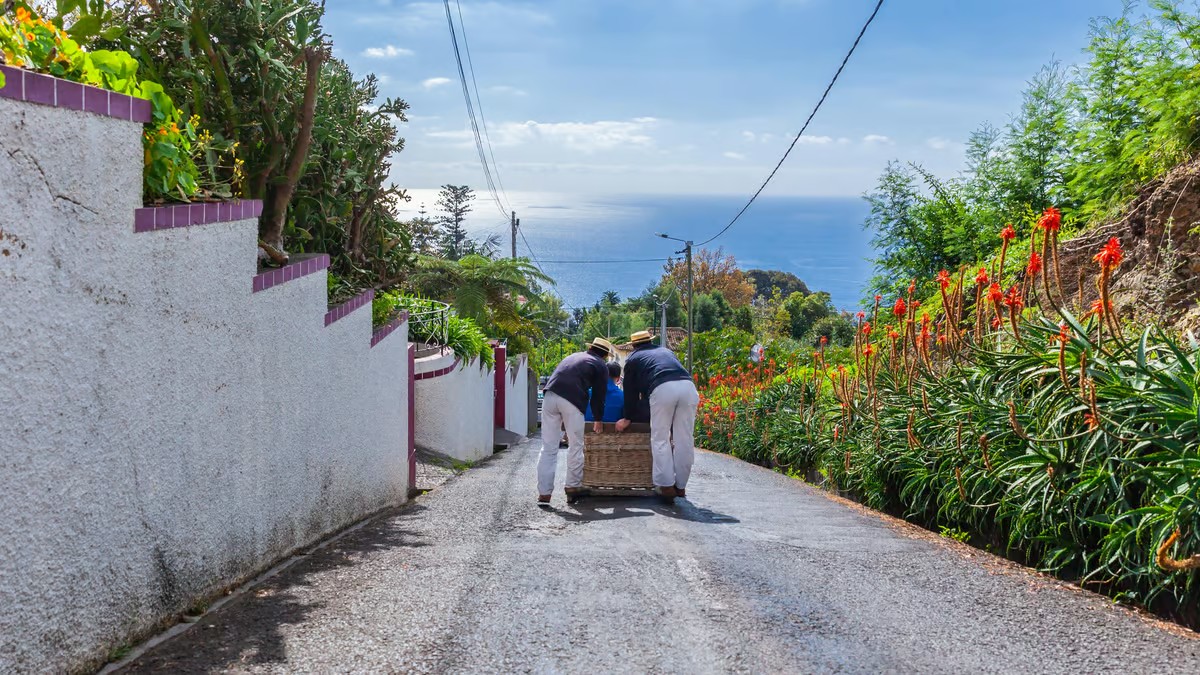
[579,422,656,500]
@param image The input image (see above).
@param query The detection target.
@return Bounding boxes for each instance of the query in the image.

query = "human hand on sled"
[593,421,604,434]
[615,418,631,432]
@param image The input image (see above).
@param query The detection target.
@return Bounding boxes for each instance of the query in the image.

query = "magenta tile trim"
[371,311,410,348]
[133,200,264,233]
[325,289,375,327]
[414,357,461,381]
[252,254,329,294]
[0,66,152,123]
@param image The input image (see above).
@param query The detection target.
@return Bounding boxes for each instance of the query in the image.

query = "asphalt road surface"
[120,438,1200,674]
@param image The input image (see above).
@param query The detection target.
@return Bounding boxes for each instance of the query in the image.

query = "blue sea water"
[503,194,876,312]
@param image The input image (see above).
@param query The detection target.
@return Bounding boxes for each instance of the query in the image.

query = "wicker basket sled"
[578,422,656,500]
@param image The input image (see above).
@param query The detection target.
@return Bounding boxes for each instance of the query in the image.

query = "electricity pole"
[510,211,518,259]
[656,233,694,371]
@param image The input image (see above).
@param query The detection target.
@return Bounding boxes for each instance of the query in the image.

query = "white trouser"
[538,391,586,495]
[649,379,700,489]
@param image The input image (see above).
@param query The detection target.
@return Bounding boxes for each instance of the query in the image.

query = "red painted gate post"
[494,342,507,430]
[408,343,416,491]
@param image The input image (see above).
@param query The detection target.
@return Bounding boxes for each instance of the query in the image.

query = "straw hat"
[588,337,616,356]
[630,330,655,345]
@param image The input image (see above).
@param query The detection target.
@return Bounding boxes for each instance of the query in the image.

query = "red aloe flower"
[893,298,907,318]
[861,322,872,336]
[907,280,916,296]
[1087,299,1108,317]
[1083,413,1098,430]
[863,343,876,358]
[987,282,1004,304]
[874,294,882,302]
[1003,286,1024,310]
[856,311,865,321]
[1000,224,1017,241]
[1038,206,1062,232]
[1026,251,1043,276]
[991,316,1002,330]
[936,269,952,290]
[1093,237,1124,272]
[820,335,828,346]
[975,267,989,286]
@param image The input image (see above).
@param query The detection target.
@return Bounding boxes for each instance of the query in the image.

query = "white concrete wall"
[413,349,495,462]
[0,95,410,672]
[505,355,530,434]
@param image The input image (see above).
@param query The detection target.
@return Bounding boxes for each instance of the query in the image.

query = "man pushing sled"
[616,330,699,501]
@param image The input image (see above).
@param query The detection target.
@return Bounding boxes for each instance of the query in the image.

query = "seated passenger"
[585,361,625,424]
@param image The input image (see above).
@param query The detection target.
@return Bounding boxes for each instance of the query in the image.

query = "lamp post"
[656,232,693,372]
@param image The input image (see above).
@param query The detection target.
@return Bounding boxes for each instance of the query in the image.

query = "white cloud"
[742,131,756,142]
[862,134,894,145]
[427,117,659,153]
[796,135,833,145]
[489,85,527,96]
[925,136,963,151]
[723,151,747,160]
[363,45,413,58]
[422,77,453,90]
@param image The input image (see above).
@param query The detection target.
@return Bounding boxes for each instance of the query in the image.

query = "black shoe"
[655,486,677,504]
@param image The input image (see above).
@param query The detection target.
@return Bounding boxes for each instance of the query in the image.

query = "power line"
[454,0,510,210]
[442,0,509,219]
[696,0,885,248]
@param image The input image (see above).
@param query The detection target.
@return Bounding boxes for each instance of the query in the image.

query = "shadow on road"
[549,498,741,525]
[120,504,431,674]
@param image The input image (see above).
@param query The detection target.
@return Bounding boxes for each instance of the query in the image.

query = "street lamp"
[655,232,693,372]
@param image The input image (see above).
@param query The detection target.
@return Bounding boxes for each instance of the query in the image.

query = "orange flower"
[1083,413,1098,430]
[25,31,35,41]
[1000,224,1017,241]
[16,7,31,23]
[1037,206,1062,232]
[861,322,872,336]
[863,343,876,358]
[991,317,1002,330]
[974,267,989,286]
[907,280,916,295]
[936,269,952,290]
[1003,286,1023,310]
[893,297,907,318]
[1026,251,1043,276]
[1087,298,1109,318]
[1093,237,1123,272]
[987,282,1003,304]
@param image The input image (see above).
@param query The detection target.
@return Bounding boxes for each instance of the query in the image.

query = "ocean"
[402,192,876,312]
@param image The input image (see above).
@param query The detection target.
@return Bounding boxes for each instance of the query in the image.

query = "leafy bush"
[699,225,1200,628]
[373,292,494,367]
[0,4,228,202]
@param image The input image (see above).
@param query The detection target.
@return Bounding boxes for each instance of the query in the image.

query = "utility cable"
[443,0,509,219]
[455,0,511,211]
[696,0,885,248]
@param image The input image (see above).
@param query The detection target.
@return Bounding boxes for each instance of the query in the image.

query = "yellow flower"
[25,32,35,41]
[170,123,179,133]
[16,8,31,23]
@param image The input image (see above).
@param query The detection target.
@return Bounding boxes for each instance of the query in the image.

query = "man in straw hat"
[537,337,613,505]
[616,330,699,501]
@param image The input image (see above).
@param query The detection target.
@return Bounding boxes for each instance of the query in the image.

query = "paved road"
[121,438,1200,674]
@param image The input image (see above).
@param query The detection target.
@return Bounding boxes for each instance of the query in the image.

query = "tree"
[693,294,723,333]
[804,313,855,348]
[782,291,834,341]
[436,184,475,260]
[600,290,621,306]
[731,306,754,332]
[662,247,755,309]
[407,203,441,256]
[411,255,551,337]
[745,269,810,299]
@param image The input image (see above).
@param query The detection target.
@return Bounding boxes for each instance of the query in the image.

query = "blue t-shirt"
[585,380,625,423]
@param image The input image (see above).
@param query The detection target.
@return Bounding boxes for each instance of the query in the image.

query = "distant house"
[612,327,687,364]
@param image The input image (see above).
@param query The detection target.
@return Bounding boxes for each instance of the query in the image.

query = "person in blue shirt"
[585,361,625,423]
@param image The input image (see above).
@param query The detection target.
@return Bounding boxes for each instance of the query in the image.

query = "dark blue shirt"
[621,344,691,420]
[585,380,625,423]
[544,351,608,418]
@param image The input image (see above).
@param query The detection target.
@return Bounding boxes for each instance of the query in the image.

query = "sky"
[322,0,1130,202]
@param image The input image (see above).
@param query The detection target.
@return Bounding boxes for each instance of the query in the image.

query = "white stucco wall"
[0,96,410,672]
[413,349,495,462]
[504,355,530,434]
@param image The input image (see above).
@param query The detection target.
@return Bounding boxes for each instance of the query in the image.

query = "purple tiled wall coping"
[325,289,374,327]
[0,65,151,123]
[371,311,409,349]
[253,254,329,294]
[134,200,264,233]
[414,357,462,381]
